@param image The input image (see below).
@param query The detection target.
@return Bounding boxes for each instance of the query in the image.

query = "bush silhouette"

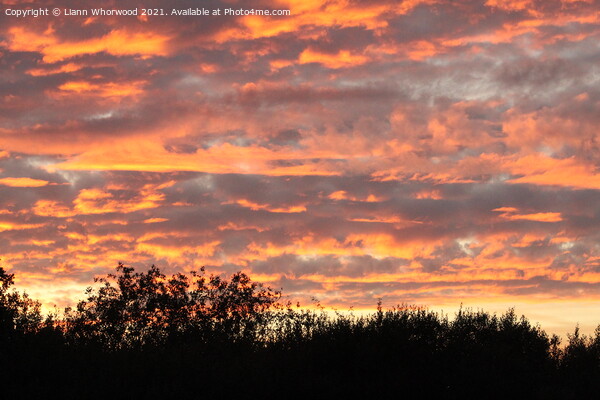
[2,263,600,398]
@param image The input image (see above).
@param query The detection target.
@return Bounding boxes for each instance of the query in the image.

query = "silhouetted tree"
[64,263,281,349]
[0,267,44,340]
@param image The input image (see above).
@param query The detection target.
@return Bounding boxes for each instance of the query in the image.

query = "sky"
[1,0,600,336]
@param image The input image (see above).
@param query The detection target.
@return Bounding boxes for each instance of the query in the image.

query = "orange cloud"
[507,155,600,189]
[73,186,165,215]
[299,48,370,68]
[33,200,76,218]
[135,240,220,262]
[48,140,342,176]
[235,199,306,213]
[27,63,81,76]
[216,0,394,42]
[327,191,386,202]
[246,234,438,262]
[0,177,50,187]
[0,221,45,232]
[7,27,171,63]
[143,218,169,224]
[485,0,536,12]
[57,81,146,98]
[493,207,563,223]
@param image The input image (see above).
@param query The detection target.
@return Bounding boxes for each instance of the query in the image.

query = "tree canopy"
[64,263,281,348]
[0,266,44,339]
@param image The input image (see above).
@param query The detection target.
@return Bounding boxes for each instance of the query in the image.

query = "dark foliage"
[1,264,600,398]
[63,263,280,349]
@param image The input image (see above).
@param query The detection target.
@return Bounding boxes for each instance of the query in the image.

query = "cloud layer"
[1,0,600,332]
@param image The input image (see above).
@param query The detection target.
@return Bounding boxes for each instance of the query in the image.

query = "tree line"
[1,263,600,398]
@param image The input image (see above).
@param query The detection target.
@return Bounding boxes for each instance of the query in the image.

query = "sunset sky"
[1,0,600,335]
